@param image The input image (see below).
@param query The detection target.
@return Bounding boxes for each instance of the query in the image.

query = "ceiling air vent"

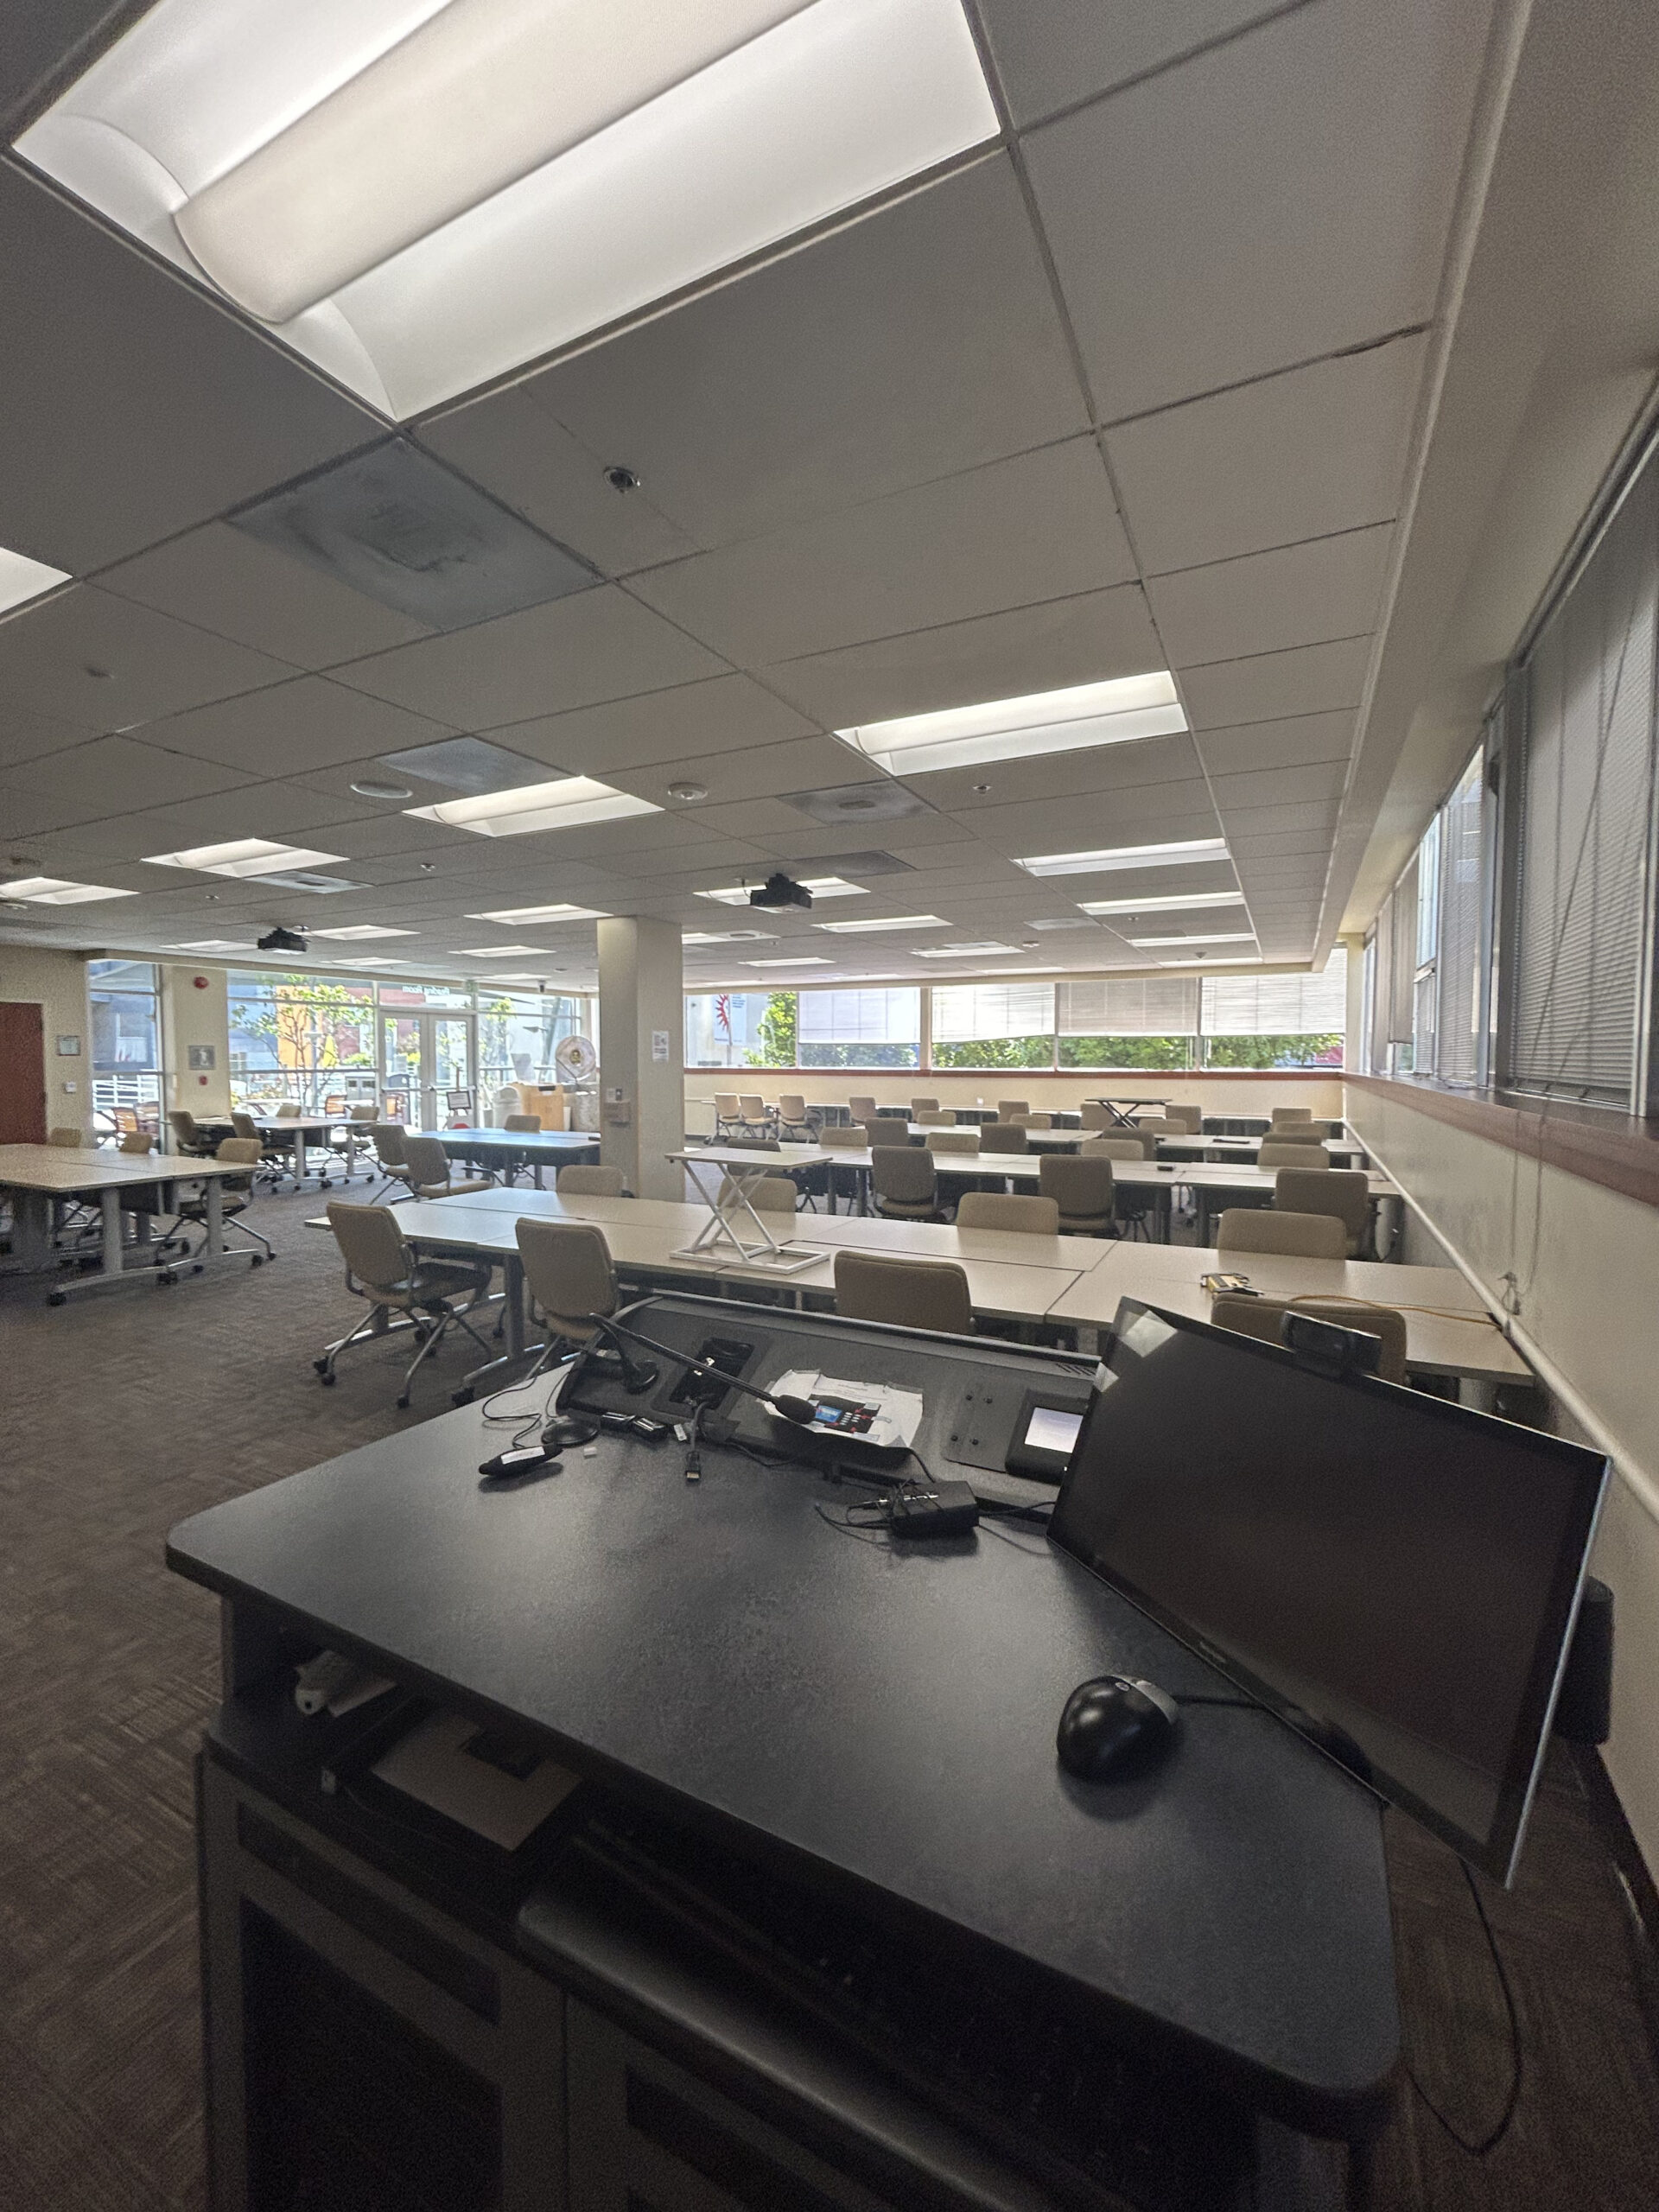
[785,785,933,825]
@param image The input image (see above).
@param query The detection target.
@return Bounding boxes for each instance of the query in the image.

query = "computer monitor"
[1050,1300,1609,1881]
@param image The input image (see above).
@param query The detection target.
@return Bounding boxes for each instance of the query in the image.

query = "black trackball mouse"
[1056,1675,1179,1782]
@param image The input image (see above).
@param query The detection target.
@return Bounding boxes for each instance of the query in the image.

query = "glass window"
[227,970,377,1111]
[373,976,473,1009]
[683,991,794,1068]
[931,982,1054,1070]
[1436,749,1488,1089]
[88,957,161,1130]
[798,988,920,1068]
[1057,977,1196,1069]
[476,989,588,1099]
[1198,950,1346,1068]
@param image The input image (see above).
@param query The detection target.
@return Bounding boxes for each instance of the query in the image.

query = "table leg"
[9,1188,54,1270]
[99,1186,126,1279]
[205,1173,225,1258]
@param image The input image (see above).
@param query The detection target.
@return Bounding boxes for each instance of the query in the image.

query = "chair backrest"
[1262,1121,1326,1144]
[778,1094,808,1121]
[168,1109,198,1145]
[995,1099,1028,1120]
[978,1121,1029,1153]
[1039,1152,1114,1221]
[216,1137,263,1164]
[1136,1118,1189,1139]
[1209,1293,1408,1385]
[403,1135,454,1190]
[1163,1103,1205,1132]
[714,1092,742,1116]
[818,1126,868,1148]
[1082,1135,1150,1162]
[1011,1110,1052,1128]
[1217,1208,1347,1259]
[925,1128,980,1153]
[349,1103,379,1120]
[556,1164,628,1197]
[118,1131,155,1154]
[834,1250,972,1335]
[1270,1106,1314,1124]
[717,1173,798,1212]
[231,1110,259,1141]
[863,1118,912,1146]
[872,1145,937,1205]
[276,1101,302,1118]
[910,1096,940,1115]
[1275,1167,1370,1246]
[324,1093,347,1113]
[956,1191,1060,1234]
[738,1093,769,1116]
[1079,1101,1112,1129]
[914,1109,954,1124]
[1258,1141,1329,1171]
[514,1218,616,1338]
[48,1125,83,1147]
[847,1095,878,1118]
[371,1122,410,1166]
[327,1199,412,1292]
[721,1134,780,1151]
[111,1107,138,1134]
[504,1112,543,1132]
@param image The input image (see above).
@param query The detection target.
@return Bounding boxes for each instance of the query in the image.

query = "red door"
[0,1001,48,1143]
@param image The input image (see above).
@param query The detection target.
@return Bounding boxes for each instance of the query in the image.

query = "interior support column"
[596,916,683,1201]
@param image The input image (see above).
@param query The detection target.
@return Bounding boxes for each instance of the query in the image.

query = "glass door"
[381,1013,474,1128]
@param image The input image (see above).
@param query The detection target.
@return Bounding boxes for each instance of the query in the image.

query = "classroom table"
[1048,1241,1530,1388]
[200,1112,346,1188]
[435,1125,601,1186]
[0,1143,258,1303]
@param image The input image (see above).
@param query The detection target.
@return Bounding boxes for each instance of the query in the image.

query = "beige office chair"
[738,1093,777,1135]
[871,1144,941,1222]
[1262,1122,1326,1145]
[716,1173,798,1214]
[1258,1141,1330,1171]
[514,1217,620,1378]
[995,1099,1029,1120]
[712,1093,747,1139]
[834,1250,973,1336]
[863,1117,912,1146]
[1081,1134,1148,1161]
[1078,1101,1112,1131]
[847,1095,879,1122]
[403,1134,493,1201]
[818,1126,868,1147]
[776,1093,817,1141]
[925,1128,981,1153]
[956,1192,1059,1235]
[167,1108,216,1156]
[1217,1208,1347,1260]
[721,1134,781,1151]
[1210,1293,1408,1385]
[979,1122,1029,1154]
[1039,1154,1116,1236]
[319,1200,493,1406]
[1163,1104,1205,1133]
[1275,1167,1370,1256]
[48,1125,83,1147]
[911,1096,941,1116]
[914,1109,955,1125]
[365,1122,415,1201]
[172,1136,274,1261]
[1011,1111,1052,1128]
[349,1103,379,1120]
[275,1101,303,1120]
[118,1131,155,1154]
[1269,1106,1315,1125]
[556,1164,630,1198]
[1136,1118,1191,1141]
[504,1111,543,1133]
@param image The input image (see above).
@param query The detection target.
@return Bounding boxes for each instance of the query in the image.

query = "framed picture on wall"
[56,1033,81,1055]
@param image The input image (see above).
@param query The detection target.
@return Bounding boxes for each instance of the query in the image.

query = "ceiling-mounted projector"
[257,925,308,953]
[748,873,813,911]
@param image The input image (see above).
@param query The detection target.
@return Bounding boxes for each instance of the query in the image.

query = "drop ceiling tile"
[96,522,434,669]
[143,676,459,777]
[1210,761,1351,812]
[418,390,699,575]
[1179,637,1372,729]
[1219,799,1338,837]
[658,798,811,843]
[1106,334,1426,575]
[763,583,1163,728]
[6,733,254,814]
[0,783,113,838]
[1196,710,1357,777]
[607,735,883,812]
[0,164,378,572]
[0,585,299,732]
[1147,526,1393,667]
[963,797,1223,861]
[601,839,779,880]
[334,586,727,728]
[906,731,1203,813]
[1022,0,1488,418]
[0,701,96,772]
[1227,831,1335,857]
[519,157,1090,550]
[981,0,1293,126]
[482,675,819,781]
[630,441,1133,666]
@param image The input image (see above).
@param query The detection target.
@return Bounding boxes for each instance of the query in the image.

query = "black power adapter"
[887,1480,981,1538]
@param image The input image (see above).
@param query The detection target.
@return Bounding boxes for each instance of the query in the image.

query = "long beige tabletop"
[0,1142,250,1192]
[1049,1241,1528,1382]
[820,1145,1397,1199]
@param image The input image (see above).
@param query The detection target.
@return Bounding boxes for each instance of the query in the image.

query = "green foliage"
[932,1035,1052,1070]
[798,1042,919,1067]
[1202,1033,1344,1069]
[745,991,798,1067]
[1058,1034,1192,1070]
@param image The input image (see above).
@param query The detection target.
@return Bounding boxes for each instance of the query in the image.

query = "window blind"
[1056,977,1198,1034]
[1388,855,1418,1044]
[931,982,1055,1040]
[1200,952,1345,1036]
[1368,905,1394,1071]
[1435,752,1485,1086]
[798,988,919,1045]
[1509,460,1658,1103]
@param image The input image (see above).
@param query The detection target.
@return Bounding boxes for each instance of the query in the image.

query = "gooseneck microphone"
[585,1313,819,1427]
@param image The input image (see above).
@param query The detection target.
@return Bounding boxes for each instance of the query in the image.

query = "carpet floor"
[1,1180,1656,2209]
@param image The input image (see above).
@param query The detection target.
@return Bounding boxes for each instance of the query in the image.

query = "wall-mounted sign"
[55,1033,81,1056]
[187,1044,217,1071]
[651,1030,671,1063]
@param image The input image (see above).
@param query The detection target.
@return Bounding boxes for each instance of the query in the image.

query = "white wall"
[160,963,232,1120]
[1345,1082,1659,1881]
[0,946,92,1136]
[686,1069,1347,1120]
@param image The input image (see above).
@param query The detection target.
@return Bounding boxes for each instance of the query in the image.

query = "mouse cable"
[1404,1855,1522,2158]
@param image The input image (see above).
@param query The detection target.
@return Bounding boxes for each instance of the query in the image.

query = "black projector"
[748,873,813,911]
[257,925,308,953]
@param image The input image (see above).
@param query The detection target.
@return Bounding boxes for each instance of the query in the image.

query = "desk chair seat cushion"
[515,1217,617,1339]
[1210,1293,1408,1384]
[1217,1207,1347,1260]
[1039,1153,1114,1231]
[834,1249,973,1335]
[1275,1166,1370,1254]
[556,1164,629,1197]
[955,1191,1059,1234]
[872,1145,940,1220]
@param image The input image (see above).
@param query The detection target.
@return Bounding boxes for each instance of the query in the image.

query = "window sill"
[1344,1073,1659,1211]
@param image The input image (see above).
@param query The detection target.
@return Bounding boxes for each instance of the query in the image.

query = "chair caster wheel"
[314,1357,330,1376]
[319,1371,336,1387]
[396,1393,411,1409]
[48,1291,67,1306]
[451,1386,475,1406]
[251,1255,263,1267]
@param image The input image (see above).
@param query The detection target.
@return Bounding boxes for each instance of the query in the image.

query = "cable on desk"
[1404,1856,1522,2158]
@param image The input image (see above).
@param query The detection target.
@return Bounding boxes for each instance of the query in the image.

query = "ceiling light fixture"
[1079,890,1247,917]
[682,928,776,944]
[1157,954,1263,967]
[667,781,709,802]
[696,876,865,905]
[0,874,137,904]
[838,671,1185,776]
[348,778,416,800]
[743,956,833,969]
[331,956,410,969]
[170,939,257,951]
[0,545,71,617]
[451,944,556,957]
[143,838,348,879]
[22,0,997,419]
[308,924,418,940]
[467,902,607,925]
[1129,931,1257,949]
[405,775,659,837]
[814,913,947,933]
[1016,837,1230,880]
[912,941,1020,958]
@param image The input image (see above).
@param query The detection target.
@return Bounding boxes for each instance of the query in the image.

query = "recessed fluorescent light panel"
[839,672,1185,776]
[682,929,776,944]
[0,874,136,904]
[143,839,346,879]
[308,924,417,940]
[1079,890,1247,917]
[171,938,257,951]
[745,956,832,969]
[451,944,555,957]
[404,776,658,836]
[814,914,947,933]
[1159,954,1262,966]
[1016,838,1230,880]
[467,903,607,925]
[913,941,1019,957]
[21,0,997,419]
[331,956,410,969]
[0,546,71,617]
[1130,932,1257,948]
[696,876,866,905]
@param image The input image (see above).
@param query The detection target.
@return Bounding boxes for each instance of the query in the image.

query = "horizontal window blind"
[931,982,1055,1040]
[1056,977,1198,1034]
[1200,952,1345,1036]
[797,988,918,1045]
[1509,459,1658,1103]
[1435,751,1485,1086]
[1388,855,1418,1043]
[1368,905,1394,1071]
